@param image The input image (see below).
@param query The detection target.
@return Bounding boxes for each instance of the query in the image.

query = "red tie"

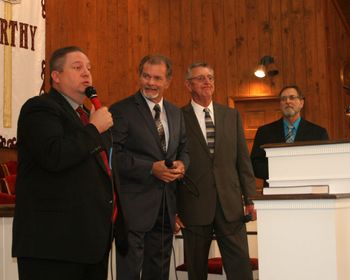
[76,106,118,222]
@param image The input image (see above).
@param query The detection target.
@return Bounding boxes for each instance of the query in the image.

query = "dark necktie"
[153,104,166,154]
[76,106,89,125]
[204,108,215,154]
[285,124,295,143]
[76,106,118,222]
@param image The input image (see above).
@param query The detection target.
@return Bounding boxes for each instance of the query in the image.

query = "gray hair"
[138,55,173,80]
[185,62,214,80]
[279,85,304,99]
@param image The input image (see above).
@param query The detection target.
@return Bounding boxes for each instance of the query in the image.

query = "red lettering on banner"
[29,25,37,51]
[0,17,37,51]
[9,20,18,47]
[0,18,9,45]
[19,22,28,49]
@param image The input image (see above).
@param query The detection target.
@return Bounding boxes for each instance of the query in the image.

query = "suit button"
[109,200,113,204]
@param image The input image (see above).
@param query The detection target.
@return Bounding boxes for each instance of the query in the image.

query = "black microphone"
[85,86,102,109]
[243,213,253,223]
[164,159,173,168]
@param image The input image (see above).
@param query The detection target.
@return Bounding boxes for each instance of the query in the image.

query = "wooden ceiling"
[337,0,350,28]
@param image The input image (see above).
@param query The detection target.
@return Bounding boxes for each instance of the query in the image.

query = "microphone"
[242,213,253,223]
[85,86,102,109]
[164,159,173,168]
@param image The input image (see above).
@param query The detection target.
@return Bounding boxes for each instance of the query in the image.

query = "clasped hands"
[152,160,185,183]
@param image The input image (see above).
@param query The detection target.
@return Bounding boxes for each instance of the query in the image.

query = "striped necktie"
[285,124,295,143]
[153,104,166,154]
[76,106,118,222]
[204,108,215,154]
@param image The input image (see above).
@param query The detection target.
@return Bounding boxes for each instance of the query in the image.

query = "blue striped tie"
[204,108,215,154]
[285,125,295,143]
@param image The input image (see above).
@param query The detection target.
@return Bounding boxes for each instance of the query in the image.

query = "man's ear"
[164,77,172,90]
[185,80,192,92]
[51,71,60,83]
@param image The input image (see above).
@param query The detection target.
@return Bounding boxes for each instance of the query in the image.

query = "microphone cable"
[164,159,199,198]
[107,129,116,280]
[161,184,166,280]
[171,243,179,280]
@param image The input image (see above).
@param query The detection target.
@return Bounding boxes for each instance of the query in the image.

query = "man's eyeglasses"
[188,75,215,82]
[280,95,302,102]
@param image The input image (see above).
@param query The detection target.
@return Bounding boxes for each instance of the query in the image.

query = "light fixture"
[346,105,350,116]
[254,56,279,78]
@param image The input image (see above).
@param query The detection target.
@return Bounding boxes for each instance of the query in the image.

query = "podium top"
[251,193,350,201]
[261,139,350,149]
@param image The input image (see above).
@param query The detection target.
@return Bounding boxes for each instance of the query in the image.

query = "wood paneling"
[229,96,281,151]
[45,0,350,140]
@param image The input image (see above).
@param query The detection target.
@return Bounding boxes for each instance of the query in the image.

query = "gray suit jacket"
[177,103,256,225]
[110,92,189,231]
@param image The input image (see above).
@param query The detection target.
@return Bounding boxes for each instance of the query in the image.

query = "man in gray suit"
[110,55,189,280]
[176,62,256,280]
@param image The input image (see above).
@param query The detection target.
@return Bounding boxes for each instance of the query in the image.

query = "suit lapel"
[294,118,306,141]
[183,104,211,157]
[50,89,111,176]
[164,101,174,157]
[213,103,225,156]
[276,118,286,142]
[50,88,82,127]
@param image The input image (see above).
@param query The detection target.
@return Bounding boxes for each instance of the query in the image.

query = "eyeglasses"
[188,75,215,82]
[280,95,302,102]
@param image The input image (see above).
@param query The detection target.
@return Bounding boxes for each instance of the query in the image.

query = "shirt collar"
[141,93,164,113]
[283,117,301,130]
[60,92,81,110]
[191,99,214,115]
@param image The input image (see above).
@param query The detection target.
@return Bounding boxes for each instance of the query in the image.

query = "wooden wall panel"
[326,0,350,139]
[45,0,350,140]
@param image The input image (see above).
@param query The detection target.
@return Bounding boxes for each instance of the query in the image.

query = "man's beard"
[283,107,299,118]
[142,88,159,100]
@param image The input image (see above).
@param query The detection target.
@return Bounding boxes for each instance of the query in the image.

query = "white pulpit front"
[265,140,350,192]
[253,140,350,280]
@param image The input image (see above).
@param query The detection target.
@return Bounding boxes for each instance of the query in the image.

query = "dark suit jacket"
[12,88,117,263]
[109,92,189,232]
[177,103,256,225]
[250,117,329,182]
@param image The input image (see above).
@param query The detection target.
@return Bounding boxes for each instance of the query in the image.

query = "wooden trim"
[261,139,350,149]
[0,147,17,163]
[0,204,15,217]
[228,95,280,108]
[229,96,280,102]
[250,193,350,201]
[331,0,350,36]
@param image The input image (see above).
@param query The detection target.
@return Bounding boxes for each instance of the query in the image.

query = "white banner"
[0,0,45,148]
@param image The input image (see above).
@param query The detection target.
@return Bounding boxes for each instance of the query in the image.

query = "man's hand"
[170,160,185,179]
[245,204,257,221]
[89,106,113,133]
[152,160,185,182]
[174,215,185,234]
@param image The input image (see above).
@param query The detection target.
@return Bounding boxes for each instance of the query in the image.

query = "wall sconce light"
[254,55,279,78]
[346,105,350,116]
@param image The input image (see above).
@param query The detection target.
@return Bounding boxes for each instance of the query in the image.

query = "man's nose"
[81,66,90,76]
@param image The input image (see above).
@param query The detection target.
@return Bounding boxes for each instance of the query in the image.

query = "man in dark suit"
[12,46,118,280]
[176,62,256,280]
[251,85,329,186]
[110,55,189,280]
